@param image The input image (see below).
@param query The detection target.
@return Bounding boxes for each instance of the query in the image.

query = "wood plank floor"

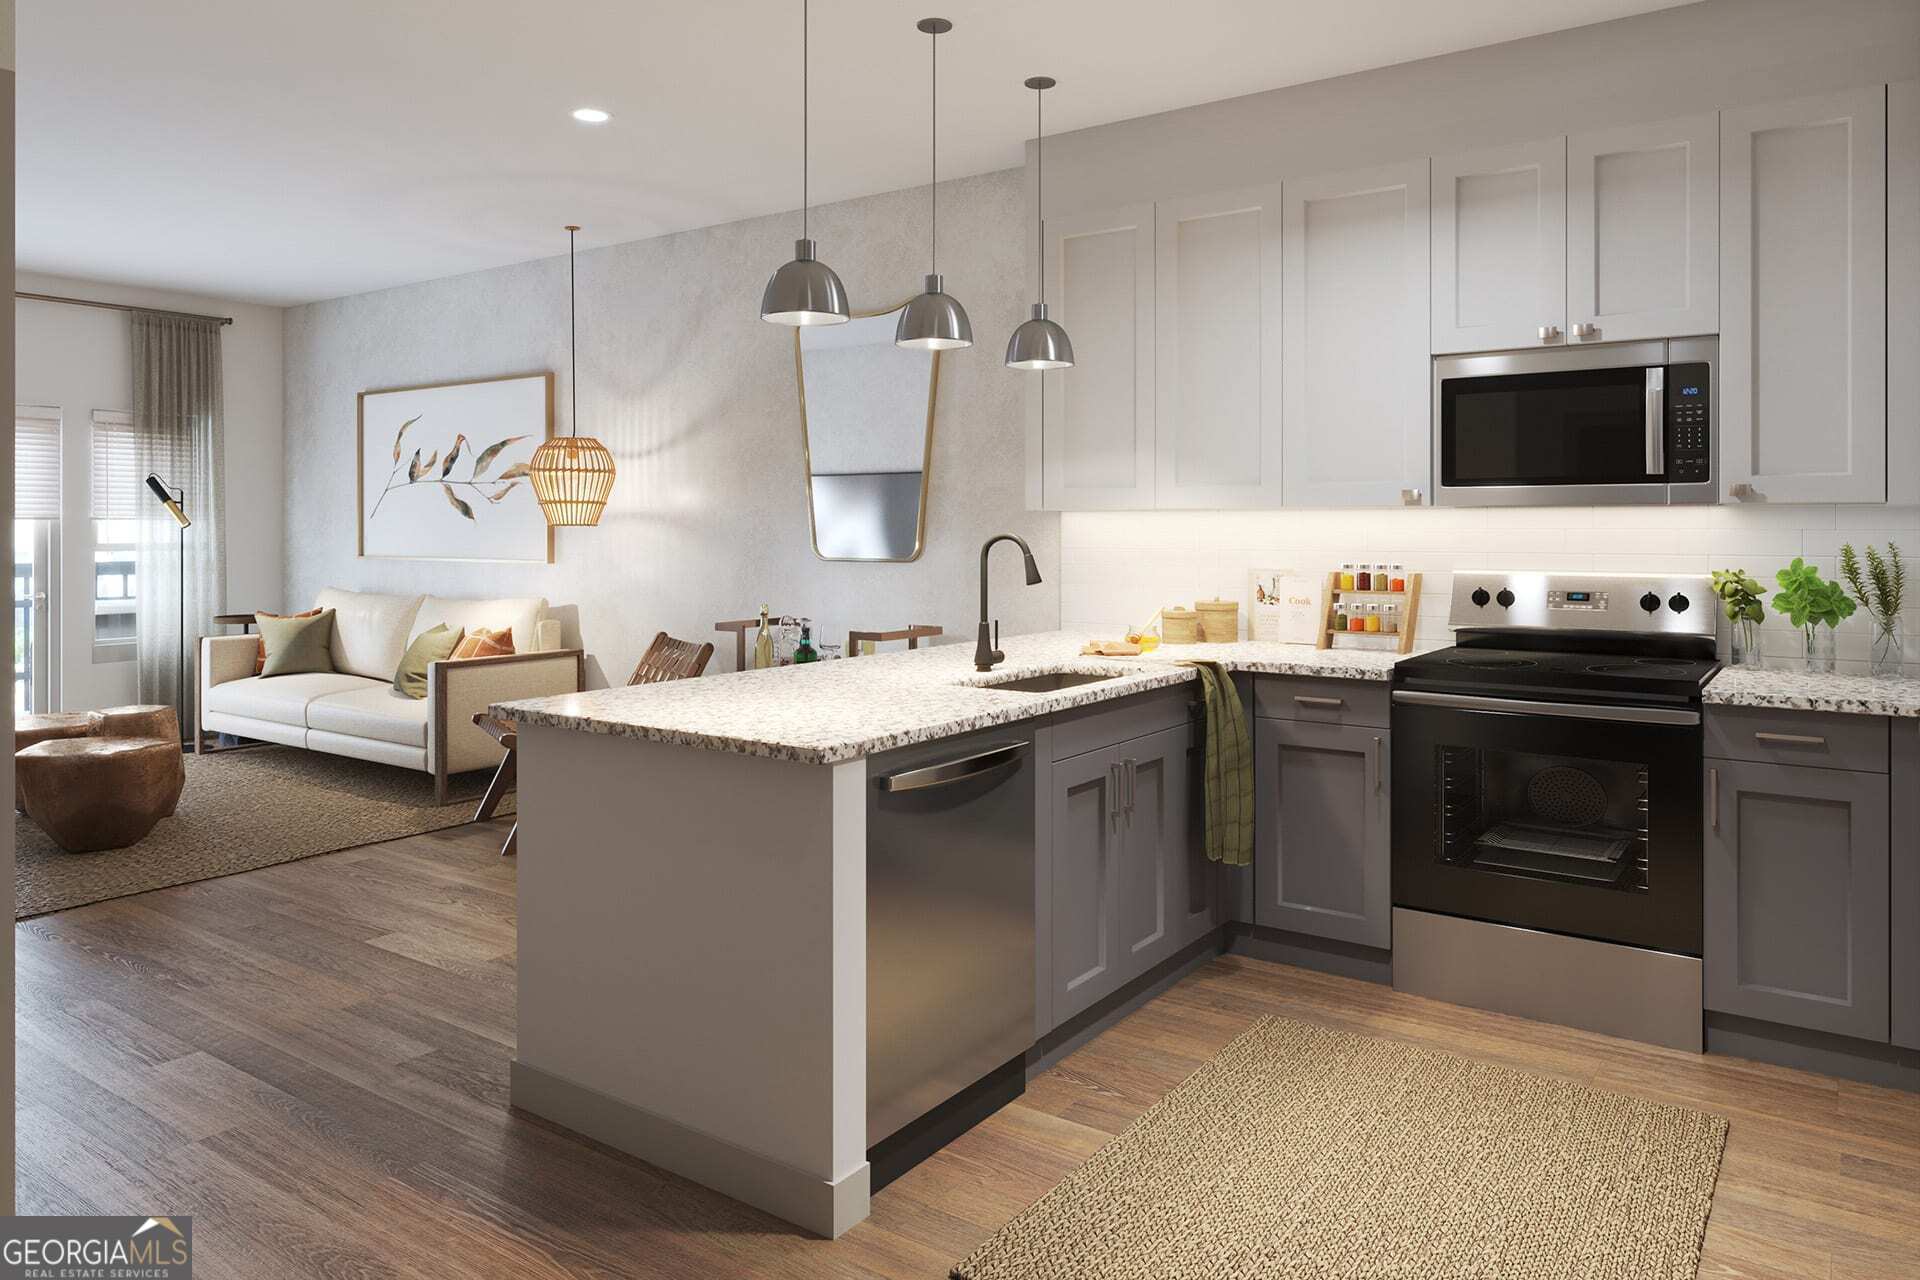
[16,821,1919,1279]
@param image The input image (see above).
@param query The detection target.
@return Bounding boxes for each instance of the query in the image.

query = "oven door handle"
[1645,366,1666,476]
[1391,688,1700,727]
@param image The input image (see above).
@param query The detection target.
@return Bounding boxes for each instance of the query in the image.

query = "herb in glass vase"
[1840,541,1905,678]
[1771,558,1854,674]
[1711,569,1767,667]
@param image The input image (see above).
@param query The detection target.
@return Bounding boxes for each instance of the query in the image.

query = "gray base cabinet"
[1253,717,1391,949]
[1893,722,1920,1052]
[1047,716,1212,1030]
[1704,757,1890,1041]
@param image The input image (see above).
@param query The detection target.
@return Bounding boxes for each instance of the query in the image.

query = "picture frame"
[356,371,555,564]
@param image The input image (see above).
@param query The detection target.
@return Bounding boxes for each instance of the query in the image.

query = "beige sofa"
[198,588,581,801]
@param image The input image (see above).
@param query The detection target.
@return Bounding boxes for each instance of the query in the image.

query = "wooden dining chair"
[847,624,943,656]
[475,631,714,856]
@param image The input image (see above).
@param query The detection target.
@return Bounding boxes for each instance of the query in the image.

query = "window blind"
[15,407,62,520]
[90,409,141,521]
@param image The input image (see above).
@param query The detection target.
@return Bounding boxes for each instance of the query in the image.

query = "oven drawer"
[1704,706,1888,773]
[1255,676,1390,728]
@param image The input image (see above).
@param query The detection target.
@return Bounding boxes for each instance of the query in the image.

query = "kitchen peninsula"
[495,632,1410,1238]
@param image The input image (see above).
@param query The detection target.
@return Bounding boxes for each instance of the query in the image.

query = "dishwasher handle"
[876,741,1029,793]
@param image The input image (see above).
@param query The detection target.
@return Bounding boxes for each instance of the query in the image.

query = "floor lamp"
[145,473,191,750]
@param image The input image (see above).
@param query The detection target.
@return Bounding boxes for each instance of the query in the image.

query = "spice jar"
[1340,563,1356,591]
[1382,602,1398,634]
[1347,603,1366,632]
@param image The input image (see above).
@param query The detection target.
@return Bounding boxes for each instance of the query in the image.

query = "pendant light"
[896,17,972,351]
[760,0,849,326]
[530,226,617,527]
[1006,76,1074,370]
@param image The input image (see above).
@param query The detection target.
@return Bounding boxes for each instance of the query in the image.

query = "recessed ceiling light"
[571,107,611,124]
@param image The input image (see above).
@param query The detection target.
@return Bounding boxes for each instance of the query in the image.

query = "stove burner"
[1445,656,1539,670]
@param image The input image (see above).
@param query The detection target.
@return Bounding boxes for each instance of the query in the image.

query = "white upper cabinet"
[1282,160,1432,507]
[1721,87,1887,504]
[1153,183,1285,507]
[1431,137,1567,354]
[1567,113,1719,344]
[1040,204,1156,510]
[1890,81,1919,507]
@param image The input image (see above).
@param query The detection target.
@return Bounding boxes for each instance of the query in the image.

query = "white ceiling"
[18,0,1694,307]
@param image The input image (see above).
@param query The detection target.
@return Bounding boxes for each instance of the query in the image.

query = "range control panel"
[1665,363,1711,483]
[1449,572,1715,638]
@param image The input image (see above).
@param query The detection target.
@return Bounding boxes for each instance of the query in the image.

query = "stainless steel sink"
[977,671,1120,694]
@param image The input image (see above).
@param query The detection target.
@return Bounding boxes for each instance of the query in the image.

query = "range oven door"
[1390,690,1703,955]
[1432,338,1715,506]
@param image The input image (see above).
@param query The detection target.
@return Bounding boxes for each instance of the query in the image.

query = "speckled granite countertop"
[493,631,1428,764]
[1702,666,1920,718]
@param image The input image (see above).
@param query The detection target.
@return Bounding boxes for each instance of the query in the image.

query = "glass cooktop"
[1399,645,1720,704]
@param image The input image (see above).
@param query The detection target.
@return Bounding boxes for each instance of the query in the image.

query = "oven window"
[1436,744,1648,893]
[1441,366,1656,486]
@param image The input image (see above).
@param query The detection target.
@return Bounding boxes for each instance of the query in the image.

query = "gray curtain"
[133,314,226,733]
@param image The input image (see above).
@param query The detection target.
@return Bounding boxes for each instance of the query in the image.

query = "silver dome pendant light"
[1006,76,1074,370]
[896,17,972,351]
[760,0,849,326]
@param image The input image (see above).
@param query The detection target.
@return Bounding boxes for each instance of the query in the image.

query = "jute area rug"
[955,1016,1727,1280]
[16,745,508,918]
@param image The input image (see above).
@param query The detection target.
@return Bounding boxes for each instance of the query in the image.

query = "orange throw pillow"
[450,626,515,660]
[254,608,323,673]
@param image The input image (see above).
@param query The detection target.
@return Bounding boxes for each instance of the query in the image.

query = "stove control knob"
[1668,593,1690,613]
[1470,588,1491,608]
[1495,588,1515,609]
[1639,591,1662,613]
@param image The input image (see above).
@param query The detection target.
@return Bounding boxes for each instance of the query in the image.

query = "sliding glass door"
[14,518,53,714]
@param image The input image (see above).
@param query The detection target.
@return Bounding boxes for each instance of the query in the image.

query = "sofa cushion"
[393,624,463,699]
[306,684,430,748]
[451,627,514,660]
[314,588,424,681]
[203,671,378,727]
[411,595,545,654]
[259,610,336,678]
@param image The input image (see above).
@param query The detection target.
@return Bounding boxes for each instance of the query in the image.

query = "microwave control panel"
[1666,363,1711,483]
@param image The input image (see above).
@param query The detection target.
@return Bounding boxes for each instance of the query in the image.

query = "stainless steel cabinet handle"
[877,741,1028,792]
[1371,736,1383,795]
[1294,695,1345,708]
[1124,757,1136,815]
[1644,366,1665,476]
[1754,731,1827,747]
[1728,482,1755,500]
[1538,324,1562,342]
[1108,761,1121,822]
[1572,322,1598,339]
[1709,766,1719,830]
[1400,487,1423,506]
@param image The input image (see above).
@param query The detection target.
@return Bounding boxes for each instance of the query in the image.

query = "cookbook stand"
[1316,572,1422,655]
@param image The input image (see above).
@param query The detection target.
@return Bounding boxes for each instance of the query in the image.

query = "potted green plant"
[1771,558,1855,674]
[1840,541,1905,677]
[1710,569,1768,667]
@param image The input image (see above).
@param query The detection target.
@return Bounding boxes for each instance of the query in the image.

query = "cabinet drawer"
[1705,706,1888,773]
[1254,676,1389,728]
[1052,686,1198,762]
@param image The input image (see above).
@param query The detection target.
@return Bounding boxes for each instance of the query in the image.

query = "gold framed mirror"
[794,302,939,562]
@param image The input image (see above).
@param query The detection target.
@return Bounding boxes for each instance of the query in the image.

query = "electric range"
[1388,572,1720,1052]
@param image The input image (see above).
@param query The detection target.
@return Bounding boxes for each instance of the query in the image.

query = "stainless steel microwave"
[1432,337,1716,506]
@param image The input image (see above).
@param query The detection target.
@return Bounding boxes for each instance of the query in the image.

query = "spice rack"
[1315,570,1422,655]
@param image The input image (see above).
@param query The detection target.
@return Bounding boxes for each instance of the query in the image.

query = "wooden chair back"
[629,632,715,685]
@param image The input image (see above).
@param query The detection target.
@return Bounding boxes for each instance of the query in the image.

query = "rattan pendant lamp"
[530,225,616,526]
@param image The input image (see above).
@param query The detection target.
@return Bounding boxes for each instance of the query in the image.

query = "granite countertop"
[493,630,1429,764]
[1701,665,1920,718]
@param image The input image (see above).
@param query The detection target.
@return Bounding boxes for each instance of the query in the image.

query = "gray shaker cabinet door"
[1704,758,1890,1042]
[1892,721,1920,1051]
[1115,724,1205,976]
[1050,745,1123,1027]
[1254,718,1391,948]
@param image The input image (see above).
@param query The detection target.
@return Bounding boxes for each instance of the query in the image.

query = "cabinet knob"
[1400,487,1423,506]
[1571,322,1599,339]
[1728,482,1755,500]
[1537,324,1562,342]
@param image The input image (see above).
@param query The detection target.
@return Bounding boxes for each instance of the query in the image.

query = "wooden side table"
[213,612,259,633]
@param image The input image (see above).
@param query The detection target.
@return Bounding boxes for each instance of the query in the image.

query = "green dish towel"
[1182,661,1253,867]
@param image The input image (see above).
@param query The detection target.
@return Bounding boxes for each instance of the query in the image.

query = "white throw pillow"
[312,588,424,681]
[410,595,547,656]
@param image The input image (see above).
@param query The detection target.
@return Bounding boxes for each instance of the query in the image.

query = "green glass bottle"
[793,622,819,664]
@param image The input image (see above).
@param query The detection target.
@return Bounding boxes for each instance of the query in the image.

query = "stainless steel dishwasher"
[866,726,1035,1186]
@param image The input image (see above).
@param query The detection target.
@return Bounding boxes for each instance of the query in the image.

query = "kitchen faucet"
[976,533,1044,671]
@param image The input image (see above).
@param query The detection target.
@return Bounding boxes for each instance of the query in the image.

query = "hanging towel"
[1182,661,1253,867]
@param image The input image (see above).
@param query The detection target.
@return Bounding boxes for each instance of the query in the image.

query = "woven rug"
[16,745,509,918]
[955,1016,1727,1280]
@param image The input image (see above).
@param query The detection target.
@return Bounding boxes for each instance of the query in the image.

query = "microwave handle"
[1644,366,1665,476]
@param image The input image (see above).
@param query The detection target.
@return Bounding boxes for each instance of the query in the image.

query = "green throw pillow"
[392,624,464,699]
[258,609,336,678]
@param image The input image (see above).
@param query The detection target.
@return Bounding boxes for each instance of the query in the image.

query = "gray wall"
[285,168,1054,681]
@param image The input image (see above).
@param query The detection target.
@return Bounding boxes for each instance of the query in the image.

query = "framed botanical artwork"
[357,372,554,563]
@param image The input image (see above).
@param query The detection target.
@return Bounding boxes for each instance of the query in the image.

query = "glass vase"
[1870,616,1905,679]
[1729,618,1763,668]
[1804,626,1836,675]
